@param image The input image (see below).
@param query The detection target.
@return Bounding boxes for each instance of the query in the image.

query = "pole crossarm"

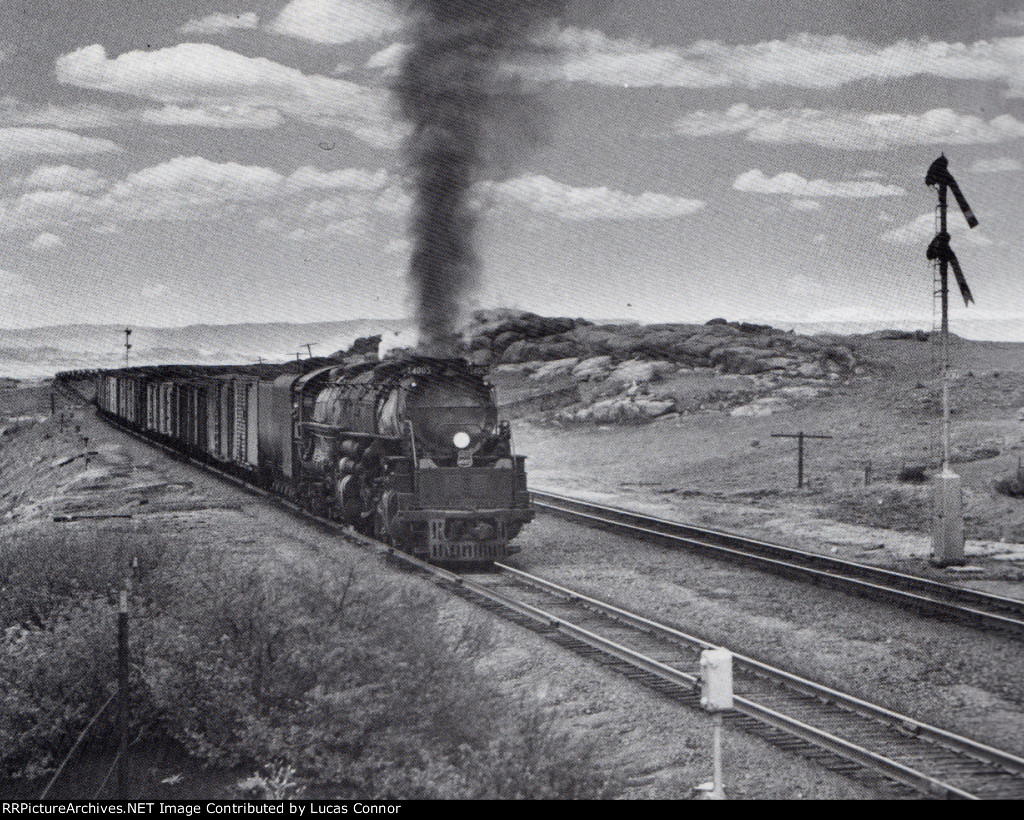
[771,431,834,489]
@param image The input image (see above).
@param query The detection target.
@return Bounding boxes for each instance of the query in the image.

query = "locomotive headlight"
[453,431,471,449]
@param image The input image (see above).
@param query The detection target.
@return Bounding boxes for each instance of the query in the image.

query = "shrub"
[995,475,1024,499]
[141,546,514,790]
[898,464,929,484]
[0,597,121,780]
[2,527,616,797]
[0,527,166,631]
[371,708,616,799]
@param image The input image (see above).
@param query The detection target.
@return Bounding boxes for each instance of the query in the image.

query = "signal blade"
[946,249,975,306]
[926,231,948,261]
[946,175,979,229]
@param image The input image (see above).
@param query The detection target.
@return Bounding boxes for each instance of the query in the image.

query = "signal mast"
[924,155,979,566]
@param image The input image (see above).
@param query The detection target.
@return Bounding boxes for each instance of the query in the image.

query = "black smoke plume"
[394,0,564,356]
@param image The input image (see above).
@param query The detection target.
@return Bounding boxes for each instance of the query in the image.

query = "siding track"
[531,489,1024,638]
[454,564,1024,799]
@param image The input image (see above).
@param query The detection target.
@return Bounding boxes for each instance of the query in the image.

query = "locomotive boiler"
[92,353,532,565]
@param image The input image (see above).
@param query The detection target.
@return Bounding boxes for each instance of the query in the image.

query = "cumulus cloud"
[0,128,120,160]
[0,157,400,234]
[103,156,284,219]
[29,232,64,251]
[1,156,284,230]
[55,43,402,148]
[541,27,1024,95]
[734,169,904,198]
[287,166,390,190]
[286,218,371,241]
[880,213,994,246]
[372,183,414,217]
[968,156,1023,173]
[790,198,822,211]
[0,97,131,130]
[674,104,1024,150]
[0,96,282,132]
[180,12,259,34]
[23,165,109,193]
[484,174,704,220]
[139,104,284,129]
[363,42,411,76]
[267,0,403,44]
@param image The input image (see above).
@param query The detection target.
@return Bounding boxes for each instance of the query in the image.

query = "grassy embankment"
[0,387,613,799]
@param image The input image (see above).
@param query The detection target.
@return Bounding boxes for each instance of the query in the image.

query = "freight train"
[88,354,532,565]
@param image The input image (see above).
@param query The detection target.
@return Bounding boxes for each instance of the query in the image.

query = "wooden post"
[797,432,804,488]
[771,431,833,489]
[116,589,129,799]
[711,713,724,800]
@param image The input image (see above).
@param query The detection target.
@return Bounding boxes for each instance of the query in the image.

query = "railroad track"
[65,382,1024,799]
[447,563,1024,800]
[531,489,1024,638]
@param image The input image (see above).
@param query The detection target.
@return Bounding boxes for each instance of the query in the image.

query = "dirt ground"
[510,335,1024,596]
[0,385,882,799]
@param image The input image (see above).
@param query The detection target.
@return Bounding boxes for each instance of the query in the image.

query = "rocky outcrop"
[463,312,862,424]
[465,313,858,380]
[556,394,676,423]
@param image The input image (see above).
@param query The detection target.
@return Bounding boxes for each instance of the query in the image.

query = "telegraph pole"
[771,431,832,488]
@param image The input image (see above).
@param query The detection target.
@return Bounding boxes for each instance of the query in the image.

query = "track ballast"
[531,489,1024,638]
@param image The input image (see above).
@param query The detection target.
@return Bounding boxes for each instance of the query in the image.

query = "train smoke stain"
[394,0,564,356]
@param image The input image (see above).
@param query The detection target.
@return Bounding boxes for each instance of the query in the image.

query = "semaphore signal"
[924,154,979,567]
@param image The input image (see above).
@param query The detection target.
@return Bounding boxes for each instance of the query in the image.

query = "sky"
[0,0,1022,337]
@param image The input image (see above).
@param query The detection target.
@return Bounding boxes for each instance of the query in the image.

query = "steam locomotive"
[91,354,532,565]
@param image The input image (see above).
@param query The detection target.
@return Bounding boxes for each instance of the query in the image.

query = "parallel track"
[456,564,1024,799]
[59,380,1024,799]
[531,489,1024,637]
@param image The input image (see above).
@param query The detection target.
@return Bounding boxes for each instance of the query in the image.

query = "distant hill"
[771,317,1024,343]
[0,319,413,380]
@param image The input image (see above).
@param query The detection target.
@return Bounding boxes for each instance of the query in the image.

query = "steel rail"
[494,563,1024,787]
[531,489,1024,635]
[70,384,1024,799]
[454,567,978,798]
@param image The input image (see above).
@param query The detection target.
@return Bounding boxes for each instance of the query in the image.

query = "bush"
[0,527,164,631]
[140,545,613,797]
[898,464,930,484]
[995,475,1024,499]
[2,527,617,796]
[0,597,120,780]
[372,708,615,799]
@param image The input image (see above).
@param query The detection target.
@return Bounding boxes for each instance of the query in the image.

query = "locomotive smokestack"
[394,0,564,357]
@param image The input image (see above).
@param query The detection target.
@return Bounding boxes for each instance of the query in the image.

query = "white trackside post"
[700,648,734,800]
